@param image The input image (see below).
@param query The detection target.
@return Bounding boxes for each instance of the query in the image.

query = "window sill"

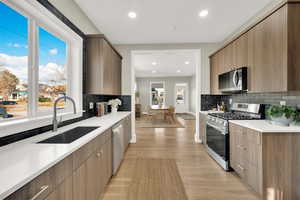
[0,111,84,138]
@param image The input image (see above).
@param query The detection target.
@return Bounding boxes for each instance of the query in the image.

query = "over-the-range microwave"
[218,67,247,93]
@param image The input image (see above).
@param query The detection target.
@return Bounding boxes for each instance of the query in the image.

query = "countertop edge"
[229,120,300,133]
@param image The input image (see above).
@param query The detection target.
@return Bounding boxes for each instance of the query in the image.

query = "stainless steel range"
[205,103,263,171]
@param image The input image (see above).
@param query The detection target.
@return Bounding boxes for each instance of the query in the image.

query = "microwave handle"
[233,70,238,87]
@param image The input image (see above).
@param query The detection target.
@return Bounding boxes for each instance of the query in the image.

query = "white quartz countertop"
[229,120,300,133]
[0,111,131,199]
[200,110,224,115]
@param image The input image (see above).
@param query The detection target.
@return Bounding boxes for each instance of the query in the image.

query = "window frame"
[0,0,83,137]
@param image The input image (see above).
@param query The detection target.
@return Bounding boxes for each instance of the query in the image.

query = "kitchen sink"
[38,126,100,144]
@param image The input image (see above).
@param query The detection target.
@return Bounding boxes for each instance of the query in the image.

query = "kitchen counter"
[200,110,224,115]
[0,111,131,199]
[229,120,300,133]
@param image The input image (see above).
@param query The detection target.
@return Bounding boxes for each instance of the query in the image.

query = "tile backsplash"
[230,91,300,108]
[201,91,300,112]
[83,94,131,118]
[201,95,230,111]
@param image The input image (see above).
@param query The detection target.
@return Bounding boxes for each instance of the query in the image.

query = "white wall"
[190,75,196,113]
[115,43,219,96]
[136,76,194,112]
[49,0,101,34]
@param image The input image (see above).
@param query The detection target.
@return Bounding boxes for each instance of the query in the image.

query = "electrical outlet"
[280,101,286,106]
[89,102,94,109]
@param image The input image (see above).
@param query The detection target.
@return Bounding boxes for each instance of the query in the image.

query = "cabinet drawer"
[45,175,73,200]
[73,140,95,170]
[5,169,54,200]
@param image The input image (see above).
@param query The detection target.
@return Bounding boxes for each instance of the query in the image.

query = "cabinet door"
[233,33,248,68]
[111,50,122,95]
[229,128,238,171]
[251,5,288,92]
[199,114,207,144]
[73,151,104,200]
[86,38,103,94]
[102,39,113,94]
[223,43,234,73]
[210,55,219,94]
[45,176,73,200]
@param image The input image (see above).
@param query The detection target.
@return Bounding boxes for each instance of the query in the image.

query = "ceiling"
[133,50,197,77]
[74,0,274,44]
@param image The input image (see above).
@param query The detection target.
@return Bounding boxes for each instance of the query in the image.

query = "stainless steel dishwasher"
[112,123,124,175]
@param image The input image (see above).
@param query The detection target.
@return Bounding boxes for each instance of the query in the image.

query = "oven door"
[206,122,229,162]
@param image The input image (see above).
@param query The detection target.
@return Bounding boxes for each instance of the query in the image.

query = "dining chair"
[165,106,176,124]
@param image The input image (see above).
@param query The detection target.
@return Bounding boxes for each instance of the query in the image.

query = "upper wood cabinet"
[210,53,220,94]
[210,2,300,94]
[223,43,234,73]
[249,5,288,92]
[86,35,122,95]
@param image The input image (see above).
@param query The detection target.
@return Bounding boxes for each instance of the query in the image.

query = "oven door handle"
[206,122,227,135]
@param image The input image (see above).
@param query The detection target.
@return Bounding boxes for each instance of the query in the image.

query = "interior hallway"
[103,117,260,200]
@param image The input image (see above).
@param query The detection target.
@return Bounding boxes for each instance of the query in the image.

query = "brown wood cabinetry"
[229,122,300,200]
[223,43,234,73]
[86,34,122,95]
[5,129,114,200]
[210,2,300,94]
[199,113,207,144]
[123,115,132,149]
[229,123,262,195]
[249,5,288,92]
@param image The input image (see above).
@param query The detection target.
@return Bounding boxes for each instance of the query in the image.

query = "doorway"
[175,83,189,113]
[150,82,165,106]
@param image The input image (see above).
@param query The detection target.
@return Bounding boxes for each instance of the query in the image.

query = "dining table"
[150,105,170,120]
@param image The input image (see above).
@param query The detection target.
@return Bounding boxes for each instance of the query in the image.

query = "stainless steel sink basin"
[38,126,100,144]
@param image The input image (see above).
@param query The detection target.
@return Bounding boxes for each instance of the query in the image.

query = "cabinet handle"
[30,185,49,200]
[237,164,245,171]
[237,145,247,151]
[97,150,104,157]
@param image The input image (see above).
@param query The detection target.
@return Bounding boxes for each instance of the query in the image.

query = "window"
[0,0,83,135]
[0,2,28,120]
[38,27,68,115]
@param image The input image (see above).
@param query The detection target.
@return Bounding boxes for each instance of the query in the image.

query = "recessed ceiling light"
[128,11,137,19]
[152,70,157,73]
[185,61,190,65]
[152,62,157,66]
[177,70,181,73]
[199,9,208,18]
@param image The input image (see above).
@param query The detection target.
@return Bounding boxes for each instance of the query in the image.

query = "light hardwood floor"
[102,117,260,200]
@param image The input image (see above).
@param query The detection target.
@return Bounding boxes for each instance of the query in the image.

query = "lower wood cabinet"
[123,115,132,149]
[199,113,207,144]
[5,129,113,200]
[229,122,300,200]
[229,123,262,195]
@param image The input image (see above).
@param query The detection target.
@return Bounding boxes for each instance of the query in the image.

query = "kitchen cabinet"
[229,121,300,200]
[86,34,122,95]
[199,113,207,144]
[73,129,112,200]
[223,43,234,73]
[5,129,113,200]
[123,115,132,149]
[210,2,300,94]
[249,5,287,92]
[210,53,221,94]
[229,123,262,195]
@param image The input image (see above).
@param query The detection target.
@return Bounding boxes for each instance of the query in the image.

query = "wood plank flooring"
[102,117,260,200]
